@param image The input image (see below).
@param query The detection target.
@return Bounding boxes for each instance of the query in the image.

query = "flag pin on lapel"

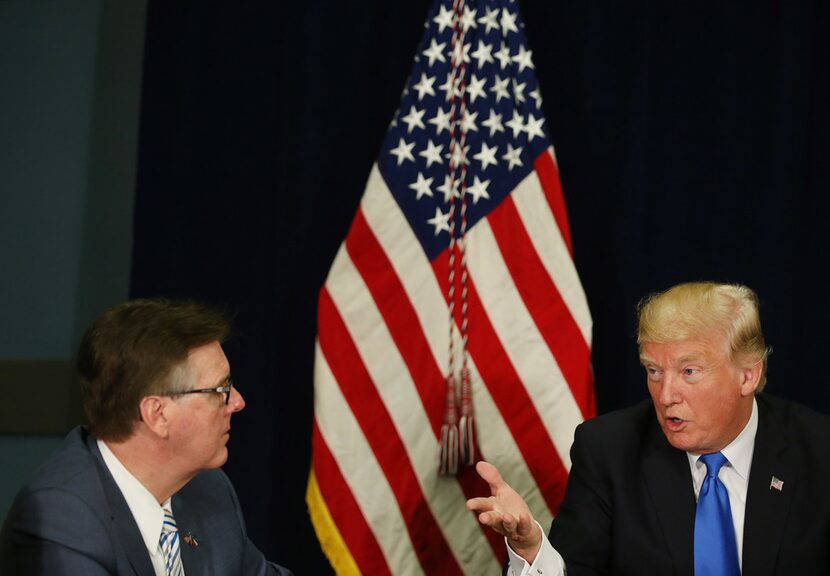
[770,476,784,491]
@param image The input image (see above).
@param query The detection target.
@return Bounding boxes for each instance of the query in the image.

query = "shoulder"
[757,393,830,443]
[577,399,656,440]
[17,426,102,495]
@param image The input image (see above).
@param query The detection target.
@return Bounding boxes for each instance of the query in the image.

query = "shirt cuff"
[505,521,566,576]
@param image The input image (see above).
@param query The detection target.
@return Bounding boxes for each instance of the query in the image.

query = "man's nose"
[659,373,680,406]
[228,386,246,412]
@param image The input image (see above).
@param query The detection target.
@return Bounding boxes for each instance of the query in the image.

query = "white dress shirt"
[507,399,759,576]
[98,440,184,576]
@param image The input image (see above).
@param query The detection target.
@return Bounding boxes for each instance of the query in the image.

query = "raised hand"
[466,461,543,563]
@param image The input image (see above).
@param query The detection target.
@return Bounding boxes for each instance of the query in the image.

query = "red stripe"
[317,287,464,575]
[534,150,573,256]
[345,208,509,560]
[311,421,392,576]
[433,253,570,514]
[487,197,595,419]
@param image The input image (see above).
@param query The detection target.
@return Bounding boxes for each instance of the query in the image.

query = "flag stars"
[473,141,499,170]
[467,74,487,103]
[437,175,461,203]
[512,45,535,72]
[502,143,524,170]
[524,113,545,142]
[389,138,415,166]
[470,41,494,69]
[461,110,479,133]
[505,110,525,138]
[513,79,527,104]
[446,143,470,169]
[494,42,512,69]
[466,176,491,204]
[439,72,460,101]
[409,172,434,200]
[423,38,447,66]
[478,6,500,34]
[482,109,505,137]
[433,4,454,34]
[427,206,451,236]
[530,88,543,109]
[450,41,471,66]
[500,8,519,34]
[490,75,510,102]
[461,7,477,31]
[419,139,444,167]
[401,105,426,133]
[412,73,436,100]
[429,106,453,134]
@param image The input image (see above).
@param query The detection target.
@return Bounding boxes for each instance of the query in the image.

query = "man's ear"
[740,362,763,397]
[139,396,170,438]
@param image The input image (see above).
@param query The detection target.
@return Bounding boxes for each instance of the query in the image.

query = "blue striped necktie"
[159,508,185,576]
[694,452,740,576]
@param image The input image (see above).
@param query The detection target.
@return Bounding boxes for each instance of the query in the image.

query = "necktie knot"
[699,451,728,479]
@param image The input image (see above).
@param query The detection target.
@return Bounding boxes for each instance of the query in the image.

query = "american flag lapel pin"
[770,476,784,491]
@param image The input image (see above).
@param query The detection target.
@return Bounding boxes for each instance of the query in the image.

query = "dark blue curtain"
[132,1,830,571]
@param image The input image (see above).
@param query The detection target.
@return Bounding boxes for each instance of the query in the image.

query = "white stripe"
[325,243,500,572]
[516,148,592,345]
[360,164,552,522]
[466,217,585,470]
[313,342,422,575]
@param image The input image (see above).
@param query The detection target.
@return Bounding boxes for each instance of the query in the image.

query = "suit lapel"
[642,418,696,576]
[174,495,209,576]
[88,436,156,576]
[741,396,796,576]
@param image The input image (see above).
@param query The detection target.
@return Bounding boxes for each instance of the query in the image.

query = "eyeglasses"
[167,381,233,405]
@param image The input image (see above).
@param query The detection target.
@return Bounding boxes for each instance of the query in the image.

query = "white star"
[439,72,460,101]
[423,38,447,67]
[470,41,494,69]
[437,175,460,203]
[389,138,415,166]
[429,106,453,134]
[412,73,436,100]
[433,4,454,33]
[466,176,491,204]
[500,8,519,34]
[446,143,470,169]
[490,74,510,102]
[513,78,527,104]
[505,110,525,138]
[450,41,471,66]
[502,143,524,171]
[530,87,543,108]
[478,6,500,33]
[419,139,444,168]
[481,109,505,137]
[473,142,499,170]
[466,74,487,103]
[524,113,545,142]
[512,45,534,72]
[461,7,477,31]
[409,172,434,199]
[461,110,479,133]
[494,42,512,70]
[401,105,426,133]
[427,206,451,235]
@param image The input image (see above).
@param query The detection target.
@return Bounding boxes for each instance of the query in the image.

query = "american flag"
[306,0,595,573]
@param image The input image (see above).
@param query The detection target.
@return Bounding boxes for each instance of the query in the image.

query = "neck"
[104,429,193,504]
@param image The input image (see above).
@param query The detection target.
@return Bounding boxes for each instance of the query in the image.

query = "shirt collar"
[97,439,170,558]
[687,396,758,480]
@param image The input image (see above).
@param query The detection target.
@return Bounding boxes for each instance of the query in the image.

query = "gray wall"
[0,0,147,522]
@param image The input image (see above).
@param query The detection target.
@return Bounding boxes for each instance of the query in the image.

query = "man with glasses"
[0,298,292,575]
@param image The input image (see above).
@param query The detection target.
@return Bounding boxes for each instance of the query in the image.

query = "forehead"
[640,337,727,366]
[185,341,230,381]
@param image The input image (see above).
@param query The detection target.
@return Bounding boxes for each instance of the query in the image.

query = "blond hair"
[637,282,770,391]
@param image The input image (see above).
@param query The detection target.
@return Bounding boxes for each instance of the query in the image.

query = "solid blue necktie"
[694,452,740,576]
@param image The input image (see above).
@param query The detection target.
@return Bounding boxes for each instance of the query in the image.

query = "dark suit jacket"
[547,394,830,575]
[0,426,293,576]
